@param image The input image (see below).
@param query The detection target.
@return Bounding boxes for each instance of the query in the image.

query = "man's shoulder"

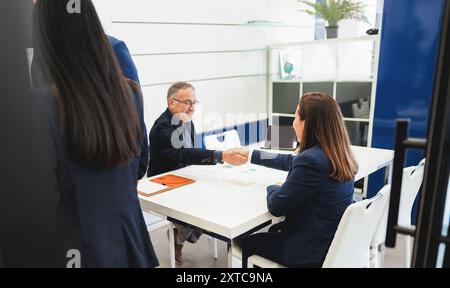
[157,109,173,124]
[150,110,173,134]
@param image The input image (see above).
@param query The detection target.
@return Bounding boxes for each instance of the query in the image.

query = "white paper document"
[137,180,167,194]
[183,164,286,187]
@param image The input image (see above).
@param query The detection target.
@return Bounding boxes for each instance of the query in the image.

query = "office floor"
[149,227,409,268]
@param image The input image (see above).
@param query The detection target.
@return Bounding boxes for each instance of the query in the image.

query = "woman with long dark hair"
[32,0,158,267]
[241,92,358,267]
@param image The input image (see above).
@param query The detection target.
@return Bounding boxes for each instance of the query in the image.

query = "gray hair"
[167,82,194,99]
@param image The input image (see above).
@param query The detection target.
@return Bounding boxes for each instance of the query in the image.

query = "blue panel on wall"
[369,0,445,222]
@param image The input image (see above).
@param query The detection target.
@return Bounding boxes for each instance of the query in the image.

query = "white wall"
[92,0,315,133]
[266,0,315,45]
[334,0,381,38]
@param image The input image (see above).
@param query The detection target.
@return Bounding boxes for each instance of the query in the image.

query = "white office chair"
[203,130,243,260]
[370,159,425,268]
[142,211,176,268]
[247,185,391,268]
[323,185,391,268]
[204,130,242,151]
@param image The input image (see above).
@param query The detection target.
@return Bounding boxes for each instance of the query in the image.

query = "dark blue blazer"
[34,88,159,268]
[108,36,148,179]
[148,109,216,177]
[251,146,354,265]
[108,36,140,84]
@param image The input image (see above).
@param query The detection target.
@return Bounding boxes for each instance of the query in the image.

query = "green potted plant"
[298,0,369,39]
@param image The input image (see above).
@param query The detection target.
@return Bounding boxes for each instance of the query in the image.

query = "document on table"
[182,164,286,187]
[137,180,168,195]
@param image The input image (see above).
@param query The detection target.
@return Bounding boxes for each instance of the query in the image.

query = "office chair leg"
[168,224,176,268]
[369,245,380,268]
[371,248,379,268]
[213,239,218,259]
[378,244,385,268]
[405,235,411,268]
[369,243,384,268]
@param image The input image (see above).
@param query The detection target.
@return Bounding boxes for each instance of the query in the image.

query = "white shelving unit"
[267,35,381,196]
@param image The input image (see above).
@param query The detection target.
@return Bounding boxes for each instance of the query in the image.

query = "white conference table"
[138,145,394,267]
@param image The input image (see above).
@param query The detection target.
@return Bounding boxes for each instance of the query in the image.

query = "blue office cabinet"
[369,0,445,222]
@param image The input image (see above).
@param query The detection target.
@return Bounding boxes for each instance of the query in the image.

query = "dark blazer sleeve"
[109,36,146,178]
[155,121,217,165]
[266,153,319,217]
[251,150,294,171]
[136,90,148,179]
[110,37,140,84]
[139,128,149,179]
[128,86,148,179]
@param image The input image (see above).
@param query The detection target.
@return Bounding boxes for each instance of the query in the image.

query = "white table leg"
[214,239,218,259]
[227,243,233,268]
[168,224,175,268]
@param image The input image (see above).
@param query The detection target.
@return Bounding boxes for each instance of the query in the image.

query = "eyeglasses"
[172,98,200,107]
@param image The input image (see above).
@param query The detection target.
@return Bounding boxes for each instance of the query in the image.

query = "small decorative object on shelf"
[279,50,300,80]
[284,62,294,76]
[298,0,369,39]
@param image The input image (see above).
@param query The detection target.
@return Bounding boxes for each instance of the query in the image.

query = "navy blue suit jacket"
[108,36,140,84]
[148,109,217,177]
[108,36,148,179]
[251,146,354,265]
[35,88,158,268]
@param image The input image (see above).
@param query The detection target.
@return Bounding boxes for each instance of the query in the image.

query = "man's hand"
[232,148,250,159]
[222,148,249,166]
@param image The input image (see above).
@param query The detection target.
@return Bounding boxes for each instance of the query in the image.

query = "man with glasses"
[148,82,248,264]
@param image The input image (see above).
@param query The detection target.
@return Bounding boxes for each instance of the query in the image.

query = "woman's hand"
[222,149,248,166]
[231,148,250,159]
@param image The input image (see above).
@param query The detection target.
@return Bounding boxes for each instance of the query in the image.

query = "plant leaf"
[297,0,370,26]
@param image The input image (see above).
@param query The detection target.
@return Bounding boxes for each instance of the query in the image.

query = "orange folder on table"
[151,174,196,188]
[138,174,195,197]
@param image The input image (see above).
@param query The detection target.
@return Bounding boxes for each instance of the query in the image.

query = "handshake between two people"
[221,148,250,166]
